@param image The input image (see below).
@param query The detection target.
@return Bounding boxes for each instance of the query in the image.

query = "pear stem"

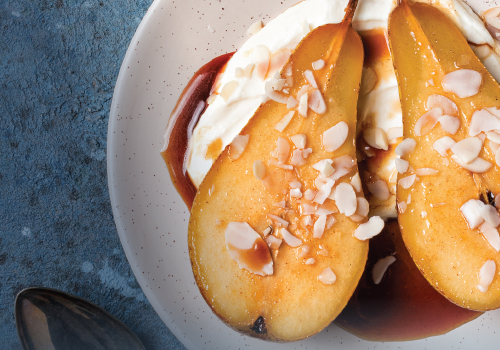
[343,0,358,26]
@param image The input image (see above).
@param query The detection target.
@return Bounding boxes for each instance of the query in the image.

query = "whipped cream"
[184,0,500,217]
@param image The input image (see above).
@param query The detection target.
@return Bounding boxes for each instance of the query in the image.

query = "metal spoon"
[15,287,145,350]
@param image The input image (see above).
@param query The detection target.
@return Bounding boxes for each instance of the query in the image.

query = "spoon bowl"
[15,287,146,350]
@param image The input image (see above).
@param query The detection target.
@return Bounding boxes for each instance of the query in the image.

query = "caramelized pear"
[335,220,481,341]
[389,0,500,310]
[188,0,376,341]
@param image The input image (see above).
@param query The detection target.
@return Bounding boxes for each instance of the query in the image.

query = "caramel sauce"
[228,239,272,274]
[335,220,481,341]
[359,28,390,67]
[161,52,234,209]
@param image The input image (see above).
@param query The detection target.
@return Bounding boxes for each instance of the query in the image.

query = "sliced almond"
[334,183,357,216]
[442,69,482,98]
[312,59,325,70]
[469,109,500,136]
[253,160,266,180]
[228,134,250,160]
[280,227,302,247]
[399,174,416,189]
[395,138,417,157]
[477,260,496,293]
[323,122,349,152]
[267,214,289,228]
[246,20,263,36]
[243,63,255,78]
[460,199,485,229]
[438,115,461,135]
[451,155,492,173]
[479,204,500,228]
[276,137,290,164]
[291,134,306,149]
[414,107,442,136]
[298,92,308,117]
[254,45,271,80]
[287,96,298,109]
[313,214,327,239]
[363,128,389,151]
[426,94,458,116]
[313,179,335,205]
[220,81,239,102]
[265,235,282,250]
[395,158,410,174]
[398,201,407,214]
[308,89,326,114]
[415,168,439,176]
[350,173,362,193]
[275,111,295,132]
[354,216,385,240]
[432,136,456,157]
[451,137,482,164]
[367,180,390,200]
[304,70,318,89]
[479,222,500,252]
[318,267,336,285]
[372,256,396,285]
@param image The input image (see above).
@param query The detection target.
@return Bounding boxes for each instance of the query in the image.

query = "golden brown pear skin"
[188,0,369,342]
[389,0,500,311]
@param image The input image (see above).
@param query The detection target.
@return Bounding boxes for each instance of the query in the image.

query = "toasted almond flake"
[320,162,335,178]
[280,227,302,247]
[398,201,407,213]
[273,201,286,209]
[442,69,482,98]
[461,199,485,229]
[395,158,409,174]
[313,214,327,238]
[290,134,306,149]
[235,67,244,78]
[387,127,403,141]
[262,226,272,237]
[334,183,357,216]
[314,175,328,191]
[265,235,282,250]
[303,189,317,201]
[253,160,266,180]
[308,89,326,114]
[414,108,442,136]
[312,59,325,70]
[267,214,289,228]
[220,80,239,102]
[354,216,384,240]
[274,111,295,132]
[479,204,500,228]
[315,205,335,216]
[350,173,362,193]
[399,174,416,189]
[225,222,273,276]
[300,202,318,215]
[313,159,334,171]
[372,256,396,285]
[286,75,293,87]
[433,136,456,157]
[426,94,458,116]
[287,96,298,109]
[451,137,482,164]
[305,258,316,265]
[363,128,389,151]
[415,168,439,176]
[265,80,289,104]
[323,122,349,152]
[479,222,500,252]
[367,180,390,200]
[297,244,310,258]
[438,115,461,135]
[246,20,263,36]
[486,131,500,144]
[318,245,330,256]
[314,179,335,205]
[328,155,356,182]
[451,155,492,173]
[228,134,249,160]
[491,142,500,156]
[428,78,434,86]
[289,181,302,189]
[290,188,302,198]
[254,45,271,80]
[350,197,369,222]
[301,215,314,227]
[304,70,318,89]
[318,267,336,284]
[360,67,377,95]
[206,93,218,105]
[389,167,398,184]
[395,138,417,157]
[298,92,308,117]
[302,148,313,158]
[469,109,500,136]
[477,260,496,293]
[289,149,305,167]
[276,137,290,164]
[243,63,254,78]
[270,78,286,91]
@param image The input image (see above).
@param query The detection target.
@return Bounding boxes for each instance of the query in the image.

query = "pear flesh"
[188,10,378,341]
[389,0,500,311]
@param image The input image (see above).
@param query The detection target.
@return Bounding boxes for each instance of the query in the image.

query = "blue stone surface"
[0,1,185,348]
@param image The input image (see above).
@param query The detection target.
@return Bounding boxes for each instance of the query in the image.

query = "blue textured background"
[0,0,185,348]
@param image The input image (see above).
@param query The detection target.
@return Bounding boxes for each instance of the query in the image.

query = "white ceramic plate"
[108,0,500,348]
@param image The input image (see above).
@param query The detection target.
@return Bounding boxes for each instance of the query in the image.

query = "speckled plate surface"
[108,0,500,349]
